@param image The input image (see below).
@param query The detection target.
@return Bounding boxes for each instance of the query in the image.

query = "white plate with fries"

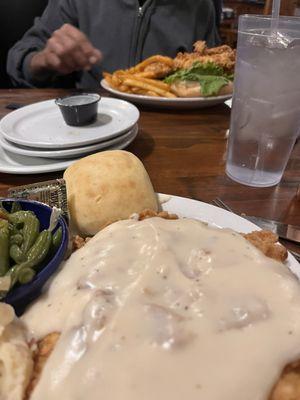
[101,79,232,109]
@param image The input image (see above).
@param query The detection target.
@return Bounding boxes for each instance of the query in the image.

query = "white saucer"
[0,124,138,159]
[0,124,138,174]
[0,97,139,149]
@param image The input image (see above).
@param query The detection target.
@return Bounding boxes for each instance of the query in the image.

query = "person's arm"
[6,0,101,87]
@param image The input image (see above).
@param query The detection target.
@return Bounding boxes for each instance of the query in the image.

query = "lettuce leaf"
[165,62,233,96]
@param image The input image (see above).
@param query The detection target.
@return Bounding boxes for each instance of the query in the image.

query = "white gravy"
[23,217,300,400]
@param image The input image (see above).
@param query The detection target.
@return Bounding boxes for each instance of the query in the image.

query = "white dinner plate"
[0,97,139,149]
[0,125,138,174]
[160,194,299,276]
[101,79,232,109]
[225,99,232,108]
[0,124,138,159]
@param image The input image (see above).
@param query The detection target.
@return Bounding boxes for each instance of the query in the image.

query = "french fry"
[111,74,121,87]
[122,77,176,98]
[103,72,112,80]
[103,54,178,98]
[146,91,160,97]
[119,84,131,92]
[134,71,157,79]
[134,77,171,91]
[131,87,146,94]
[103,72,113,85]
[128,55,174,73]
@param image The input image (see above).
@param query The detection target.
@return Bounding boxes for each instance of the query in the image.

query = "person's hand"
[30,24,102,77]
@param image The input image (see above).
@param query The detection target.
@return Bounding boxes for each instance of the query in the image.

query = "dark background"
[0,0,49,88]
[3,0,295,88]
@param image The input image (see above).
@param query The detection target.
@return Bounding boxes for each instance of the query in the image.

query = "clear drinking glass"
[226,15,300,187]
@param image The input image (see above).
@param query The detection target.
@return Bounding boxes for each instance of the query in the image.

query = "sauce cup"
[55,93,101,126]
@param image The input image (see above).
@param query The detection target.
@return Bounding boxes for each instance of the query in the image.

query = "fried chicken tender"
[127,55,175,78]
[142,61,174,79]
[72,214,287,263]
[270,359,300,400]
[25,219,293,400]
[72,234,91,251]
[193,40,207,54]
[243,230,288,262]
[174,40,236,73]
[138,209,178,221]
[25,333,60,399]
[204,44,234,55]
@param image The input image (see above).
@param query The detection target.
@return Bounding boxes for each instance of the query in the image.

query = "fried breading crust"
[270,359,300,400]
[143,62,174,79]
[174,40,236,73]
[73,213,288,263]
[243,230,288,263]
[25,333,60,399]
[138,209,178,221]
[72,234,91,251]
[26,334,300,400]
[25,216,292,400]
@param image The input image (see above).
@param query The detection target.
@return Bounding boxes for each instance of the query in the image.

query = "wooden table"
[0,88,299,252]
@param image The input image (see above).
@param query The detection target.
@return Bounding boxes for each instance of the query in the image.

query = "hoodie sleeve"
[6,0,78,87]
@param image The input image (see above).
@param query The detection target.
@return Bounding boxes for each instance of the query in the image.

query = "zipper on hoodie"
[131,1,150,65]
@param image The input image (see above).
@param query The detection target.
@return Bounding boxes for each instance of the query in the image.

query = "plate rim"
[0,125,138,174]
[0,97,140,149]
[0,124,138,159]
[160,193,299,273]
[101,78,232,104]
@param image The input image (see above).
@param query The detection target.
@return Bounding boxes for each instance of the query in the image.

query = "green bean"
[23,230,52,269]
[8,230,52,286]
[0,220,10,276]
[18,268,35,285]
[1,205,64,293]
[10,202,22,214]
[9,244,25,264]
[7,264,24,286]
[0,202,9,218]
[8,211,29,224]
[52,227,62,252]
[22,215,40,255]
[8,211,40,255]
[10,233,23,246]
[9,210,33,224]
[9,223,21,236]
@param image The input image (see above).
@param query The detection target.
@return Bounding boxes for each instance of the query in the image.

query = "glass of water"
[226,15,300,187]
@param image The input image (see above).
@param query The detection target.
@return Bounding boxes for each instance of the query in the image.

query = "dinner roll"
[63,150,158,236]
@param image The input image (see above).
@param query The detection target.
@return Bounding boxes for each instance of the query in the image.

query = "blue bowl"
[1,199,69,316]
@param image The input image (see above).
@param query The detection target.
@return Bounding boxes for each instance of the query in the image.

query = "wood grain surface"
[0,88,299,251]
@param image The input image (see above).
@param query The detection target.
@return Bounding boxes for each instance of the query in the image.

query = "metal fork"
[212,198,233,213]
[212,197,300,263]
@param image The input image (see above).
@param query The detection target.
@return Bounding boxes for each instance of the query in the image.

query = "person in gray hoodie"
[7,0,220,88]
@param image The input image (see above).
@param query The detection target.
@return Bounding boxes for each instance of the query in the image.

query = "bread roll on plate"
[63,150,158,236]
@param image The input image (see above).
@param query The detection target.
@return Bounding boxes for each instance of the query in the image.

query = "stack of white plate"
[0,97,140,174]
